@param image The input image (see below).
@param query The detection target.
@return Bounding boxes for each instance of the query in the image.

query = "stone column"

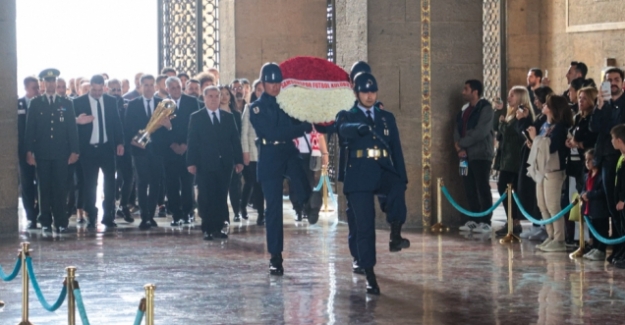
[0,0,18,236]
[335,0,484,228]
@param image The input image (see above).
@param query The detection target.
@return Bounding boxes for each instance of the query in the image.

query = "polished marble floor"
[1,194,624,324]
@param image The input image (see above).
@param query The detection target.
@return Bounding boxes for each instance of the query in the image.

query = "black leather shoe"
[77,217,86,224]
[122,207,134,223]
[389,222,410,252]
[233,214,241,222]
[86,223,96,230]
[269,255,284,276]
[257,214,265,226]
[149,219,158,228]
[102,220,118,228]
[116,209,124,219]
[308,213,319,225]
[28,221,38,230]
[203,232,214,241]
[352,259,365,275]
[214,231,228,239]
[364,268,380,295]
[241,209,249,220]
[138,221,151,230]
[295,211,303,222]
[615,259,625,269]
[496,224,522,237]
[157,206,167,218]
[182,217,191,225]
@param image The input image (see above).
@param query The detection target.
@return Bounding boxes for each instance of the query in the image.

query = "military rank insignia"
[253,106,260,114]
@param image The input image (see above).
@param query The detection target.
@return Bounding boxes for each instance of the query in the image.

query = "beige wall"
[0,0,18,235]
[221,0,327,84]
[508,0,625,92]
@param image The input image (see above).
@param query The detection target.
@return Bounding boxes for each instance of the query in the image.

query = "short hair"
[106,78,121,87]
[196,72,215,87]
[546,95,573,126]
[177,72,189,79]
[464,80,483,97]
[533,86,554,105]
[161,67,176,75]
[605,67,625,81]
[186,78,200,87]
[529,68,543,80]
[90,74,105,85]
[252,79,261,89]
[569,77,585,91]
[156,74,168,83]
[140,74,155,84]
[230,79,241,86]
[24,76,38,87]
[582,78,596,88]
[574,62,588,78]
[165,76,181,88]
[203,85,220,96]
[611,124,625,144]
[240,78,250,85]
[585,148,595,158]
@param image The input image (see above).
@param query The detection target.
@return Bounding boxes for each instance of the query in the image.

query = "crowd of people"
[454,62,625,267]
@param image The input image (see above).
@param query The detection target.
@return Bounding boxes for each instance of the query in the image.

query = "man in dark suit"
[164,77,198,225]
[125,74,172,230]
[187,86,243,240]
[18,76,40,229]
[74,75,126,229]
[25,68,80,233]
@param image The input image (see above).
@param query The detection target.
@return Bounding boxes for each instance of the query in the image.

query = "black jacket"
[582,171,609,220]
[73,94,124,157]
[124,97,169,156]
[186,109,243,172]
[590,93,625,165]
[164,94,199,161]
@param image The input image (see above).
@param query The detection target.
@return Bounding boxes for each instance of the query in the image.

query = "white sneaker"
[540,240,567,252]
[536,237,552,249]
[582,248,597,259]
[520,229,533,239]
[459,221,479,232]
[473,223,492,233]
[585,249,606,261]
[528,227,548,242]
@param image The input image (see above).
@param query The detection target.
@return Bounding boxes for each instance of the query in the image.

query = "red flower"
[279,56,349,82]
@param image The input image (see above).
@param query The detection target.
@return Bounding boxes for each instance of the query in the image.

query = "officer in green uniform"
[24,68,79,233]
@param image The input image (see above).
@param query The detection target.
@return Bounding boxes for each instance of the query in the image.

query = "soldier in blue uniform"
[24,69,79,233]
[335,72,409,294]
[249,63,313,276]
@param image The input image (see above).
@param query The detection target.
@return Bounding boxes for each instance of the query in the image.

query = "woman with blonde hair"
[494,86,534,236]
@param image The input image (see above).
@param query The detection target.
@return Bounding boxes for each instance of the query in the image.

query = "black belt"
[350,148,389,160]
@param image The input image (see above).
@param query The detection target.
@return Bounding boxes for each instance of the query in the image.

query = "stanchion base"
[499,233,521,244]
[0,300,4,307]
[430,223,449,232]
[569,247,585,259]
[18,321,34,325]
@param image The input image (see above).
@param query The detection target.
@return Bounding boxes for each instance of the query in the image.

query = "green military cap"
[38,68,60,81]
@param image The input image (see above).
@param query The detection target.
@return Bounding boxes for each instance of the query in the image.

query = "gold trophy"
[133,98,176,148]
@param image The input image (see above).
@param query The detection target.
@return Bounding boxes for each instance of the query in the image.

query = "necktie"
[146,100,152,118]
[48,96,52,105]
[366,110,374,126]
[96,99,104,144]
[212,112,219,125]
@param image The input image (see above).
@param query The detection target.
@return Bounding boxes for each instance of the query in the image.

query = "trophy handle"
[133,130,150,148]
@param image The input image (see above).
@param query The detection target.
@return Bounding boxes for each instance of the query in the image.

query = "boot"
[352,258,365,275]
[364,267,380,295]
[269,254,284,276]
[257,211,265,226]
[389,222,410,252]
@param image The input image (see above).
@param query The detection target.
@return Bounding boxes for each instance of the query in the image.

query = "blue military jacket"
[249,92,310,182]
[336,104,407,193]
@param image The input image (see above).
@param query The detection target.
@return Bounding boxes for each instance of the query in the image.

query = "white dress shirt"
[89,95,108,144]
[358,104,374,121]
[207,108,221,124]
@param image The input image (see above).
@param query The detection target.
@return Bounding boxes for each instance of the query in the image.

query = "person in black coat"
[164,77,199,225]
[187,86,244,241]
[18,77,41,228]
[74,75,125,229]
[580,149,609,260]
[125,75,172,230]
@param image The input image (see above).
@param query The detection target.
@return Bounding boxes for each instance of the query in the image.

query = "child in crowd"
[610,125,625,268]
[580,149,609,261]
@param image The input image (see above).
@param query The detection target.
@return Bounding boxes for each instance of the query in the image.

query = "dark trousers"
[36,158,69,228]
[229,172,242,215]
[197,165,232,234]
[241,162,264,213]
[587,217,610,253]
[346,170,407,269]
[133,154,164,221]
[165,157,194,221]
[261,157,311,256]
[67,162,83,213]
[116,152,134,207]
[462,159,493,225]
[289,153,322,216]
[81,149,117,223]
[601,155,623,252]
[346,199,358,259]
[497,170,518,221]
[19,160,38,222]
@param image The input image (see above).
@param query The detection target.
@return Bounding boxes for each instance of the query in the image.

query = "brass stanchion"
[19,242,34,325]
[144,284,156,325]
[500,184,521,244]
[431,178,448,232]
[570,214,586,259]
[322,166,329,213]
[66,267,76,325]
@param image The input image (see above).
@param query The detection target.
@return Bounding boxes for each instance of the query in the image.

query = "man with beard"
[230,79,246,112]
[185,79,201,98]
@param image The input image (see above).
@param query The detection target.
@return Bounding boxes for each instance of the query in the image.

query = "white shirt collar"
[206,108,220,121]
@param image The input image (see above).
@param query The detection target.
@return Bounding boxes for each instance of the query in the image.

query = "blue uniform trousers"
[261,156,311,255]
[346,169,406,269]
